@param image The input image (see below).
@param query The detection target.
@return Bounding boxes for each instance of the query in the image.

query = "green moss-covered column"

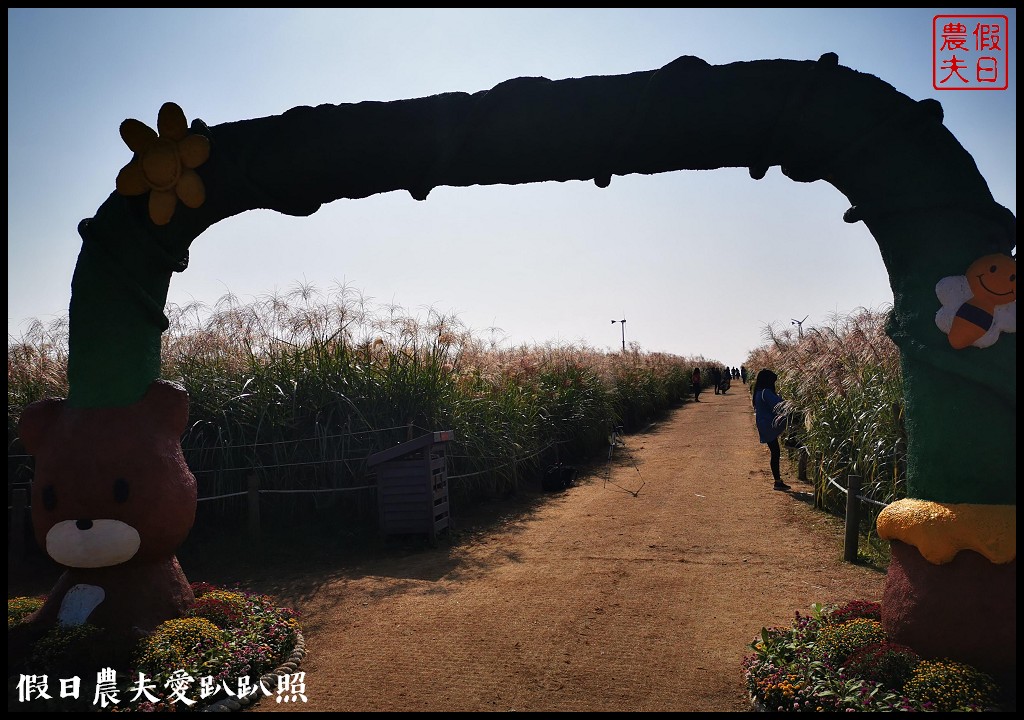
[68,209,179,408]
[826,88,1015,693]
[859,205,1015,506]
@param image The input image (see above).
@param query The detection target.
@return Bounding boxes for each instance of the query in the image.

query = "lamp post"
[611,318,626,352]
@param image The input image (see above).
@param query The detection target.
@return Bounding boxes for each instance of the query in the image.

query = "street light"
[611,317,626,352]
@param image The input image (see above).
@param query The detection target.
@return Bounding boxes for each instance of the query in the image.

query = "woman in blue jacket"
[752,369,790,491]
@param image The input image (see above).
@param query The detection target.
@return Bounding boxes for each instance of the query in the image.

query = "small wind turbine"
[611,316,626,352]
[791,315,808,339]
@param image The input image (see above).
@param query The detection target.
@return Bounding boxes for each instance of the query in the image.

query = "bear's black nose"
[76,519,93,530]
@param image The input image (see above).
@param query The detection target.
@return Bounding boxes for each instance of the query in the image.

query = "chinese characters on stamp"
[934,14,1009,90]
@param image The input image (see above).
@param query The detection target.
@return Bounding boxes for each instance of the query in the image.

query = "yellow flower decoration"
[115,102,210,225]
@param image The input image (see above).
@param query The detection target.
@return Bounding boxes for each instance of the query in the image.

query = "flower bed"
[8,582,303,712]
[742,600,1003,712]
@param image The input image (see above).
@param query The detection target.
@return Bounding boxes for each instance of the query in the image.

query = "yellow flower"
[115,102,210,225]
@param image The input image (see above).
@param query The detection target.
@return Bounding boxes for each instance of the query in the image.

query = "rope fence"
[9,434,889,566]
[796,445,892,563]
[7,430,568,564]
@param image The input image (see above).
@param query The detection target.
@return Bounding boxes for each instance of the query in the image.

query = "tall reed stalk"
[8,292,907,546]
[9,282,704,531]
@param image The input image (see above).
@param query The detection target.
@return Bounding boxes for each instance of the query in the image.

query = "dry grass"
[8,288,906,542]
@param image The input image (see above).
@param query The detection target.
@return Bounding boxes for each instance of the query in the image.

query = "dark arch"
[24,52,1017,688]
[69,53,1015,507]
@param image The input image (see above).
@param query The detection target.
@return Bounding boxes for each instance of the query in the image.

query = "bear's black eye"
[42,485,57,511]
[113,477,130,503]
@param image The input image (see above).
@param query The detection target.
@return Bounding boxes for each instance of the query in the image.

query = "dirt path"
[238,386,886,712]
[7,385,887,711]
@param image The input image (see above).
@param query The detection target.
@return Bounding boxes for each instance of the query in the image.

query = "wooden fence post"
[9,488,27,567]
[247,474,261,544]
[844,474,861,563]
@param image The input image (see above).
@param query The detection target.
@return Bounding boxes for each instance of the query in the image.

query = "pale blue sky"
[7,8,1016,365]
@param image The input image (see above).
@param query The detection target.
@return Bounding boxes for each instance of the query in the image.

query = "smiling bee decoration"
[935,253,1017,349]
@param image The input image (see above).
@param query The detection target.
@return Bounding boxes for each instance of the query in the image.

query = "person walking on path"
[710,366,722,395]
[752,368,790,491]
[691,367,702,402]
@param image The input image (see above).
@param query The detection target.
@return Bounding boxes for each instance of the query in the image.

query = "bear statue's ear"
[18,397,67,454]
[140,380,190,438]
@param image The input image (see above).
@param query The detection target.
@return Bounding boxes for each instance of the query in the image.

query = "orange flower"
[115,102,210,225]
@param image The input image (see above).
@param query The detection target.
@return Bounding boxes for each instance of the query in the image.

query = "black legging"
[767,438,781,482]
